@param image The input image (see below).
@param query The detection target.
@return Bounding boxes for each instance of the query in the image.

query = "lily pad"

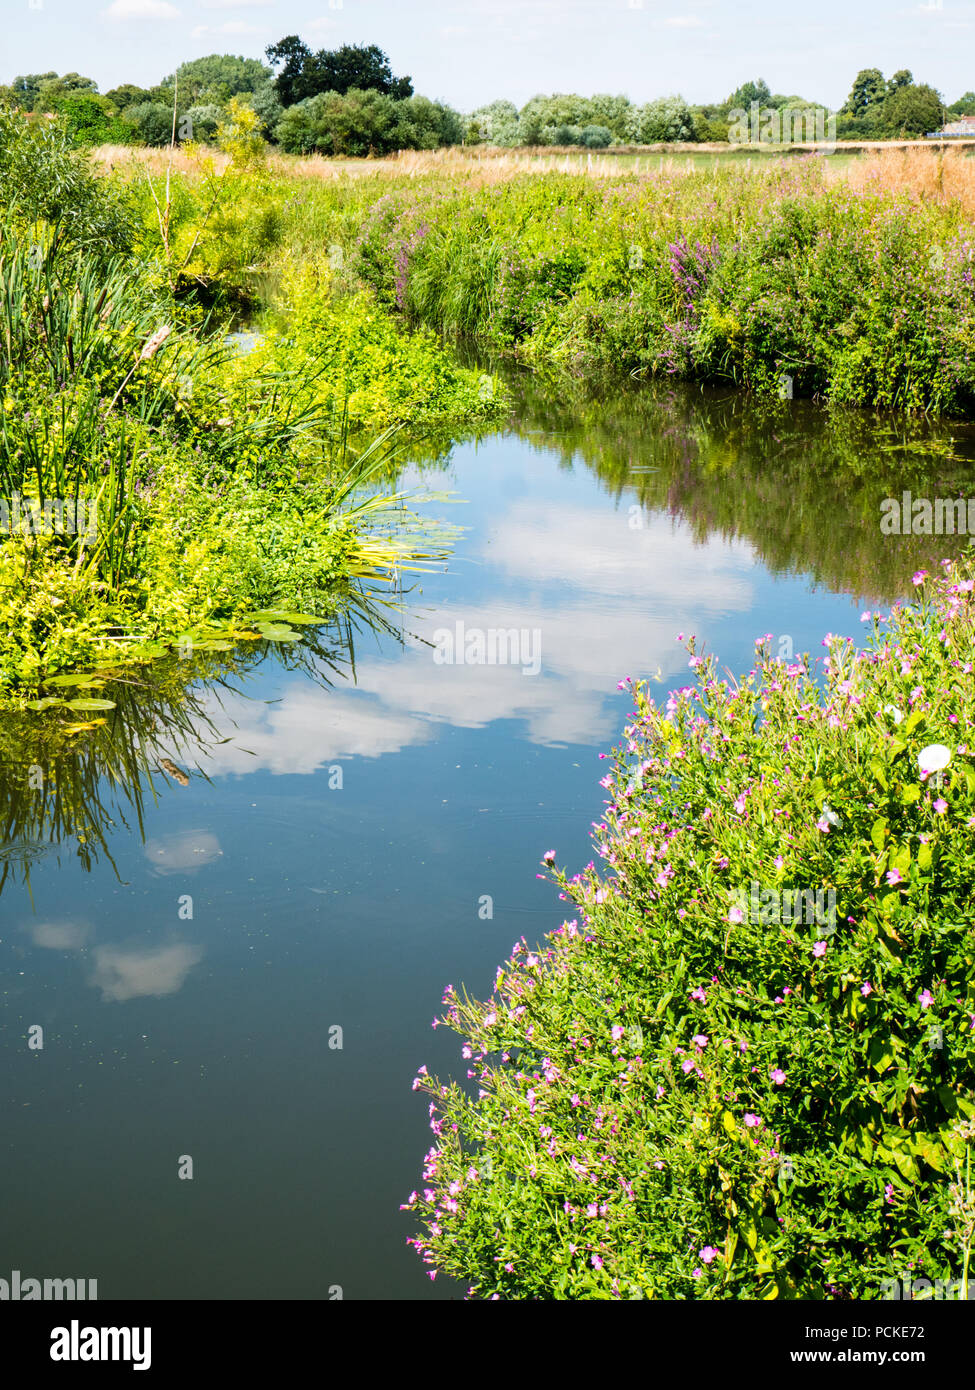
[254,622,302,642]
[243,609,322,626]
[65,697,117,711]
[43,674,104,688]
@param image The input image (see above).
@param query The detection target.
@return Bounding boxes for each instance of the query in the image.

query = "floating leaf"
[65,697,117,711]
[43,674,104,688]
[25,697,65,711]
[254,622,301,642]
[243,609,322,626]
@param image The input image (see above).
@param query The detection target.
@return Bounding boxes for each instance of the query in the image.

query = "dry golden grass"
[89,142,716,186]
[840,146,975,214]
[89,141,975,212]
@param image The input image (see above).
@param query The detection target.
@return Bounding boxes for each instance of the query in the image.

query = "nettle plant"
[407,557,975,1299]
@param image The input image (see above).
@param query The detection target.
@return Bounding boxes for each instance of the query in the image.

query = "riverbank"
[0,109,503,709]
[113,142,975,415]
[408,558,975,1298]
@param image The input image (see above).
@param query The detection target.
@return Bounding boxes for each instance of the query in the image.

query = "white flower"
[918,745,951,776]
[883,704,903,725]
[822,803,841,828]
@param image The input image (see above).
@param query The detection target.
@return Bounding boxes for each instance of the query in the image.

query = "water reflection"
[469,363,975,600]
[0,604,402,892]
[3,372,971,1301]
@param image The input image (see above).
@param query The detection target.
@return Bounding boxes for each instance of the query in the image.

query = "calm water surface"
[2,379,971,1298]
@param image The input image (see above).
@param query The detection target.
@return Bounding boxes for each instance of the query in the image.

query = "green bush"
[408,559,975,1299]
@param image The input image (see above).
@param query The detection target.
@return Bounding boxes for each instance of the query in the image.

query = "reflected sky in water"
[1,393,958,1299]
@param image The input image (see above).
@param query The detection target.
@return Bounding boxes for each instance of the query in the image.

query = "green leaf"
[917,842,933,873]
[25,697,66,711]
[244,609,322,626]
[42,674,104,688]
[870,817,888,852]
[868,758,888,790]
[900,784,921,805]
[65,697,117,711]
[891,844,912,875]
[869,1039,898,1074]
[254,623,302,642]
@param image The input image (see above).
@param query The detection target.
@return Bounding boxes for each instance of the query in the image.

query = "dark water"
[1,378,972,1299]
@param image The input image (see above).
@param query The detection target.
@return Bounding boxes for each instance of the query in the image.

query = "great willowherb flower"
[919,989,934,1009]
[812,940,827,958]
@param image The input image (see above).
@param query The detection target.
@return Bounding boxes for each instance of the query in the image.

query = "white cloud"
[29,920,92,951]
[90,942,203,1002]
[161,498,757,767]
[662,15,707,27]
[198,0,271,7]
[308,17,342,35]
[101,0,181,19]
[144,829,223,874]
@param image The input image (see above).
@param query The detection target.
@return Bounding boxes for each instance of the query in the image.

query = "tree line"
[0,41,968,155]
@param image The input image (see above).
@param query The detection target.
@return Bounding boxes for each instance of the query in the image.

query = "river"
[1,372,971,1298]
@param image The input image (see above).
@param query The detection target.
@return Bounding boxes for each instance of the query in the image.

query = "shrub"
[581,124,612,148]
[407,558,975,1299]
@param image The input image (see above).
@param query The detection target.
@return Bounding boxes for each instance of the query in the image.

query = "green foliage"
[407,560,975,1299]
[124,101,175,147]
[350,164,975,414]
[266,36,412,108]
[275,88,462,156]
[628,96,695,144]
[881,84,945,138]
[0,108,135,258]
[165,54,272,104]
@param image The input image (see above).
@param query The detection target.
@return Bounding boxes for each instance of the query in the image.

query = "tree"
[314,44,412,100]
[467,100,520,147]
[881,82,945,137]
[33,73,99,113]
[727,78,772,110]
[124,102,175,147]
[887,69,913,96]
[164,54,271,104]
[244,81,283,140]
[265,36,315,107]
[949,91,975,116]
[266,37,412,106]
[844,68,887,117]
[105,84,153,114]
[581,124,612,148]
[58,93,134,146]
[629,95,695,143]
[11,72,58,109]
[184,104,222,143]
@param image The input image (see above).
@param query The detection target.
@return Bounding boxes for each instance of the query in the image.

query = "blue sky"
[3,0,972,111]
